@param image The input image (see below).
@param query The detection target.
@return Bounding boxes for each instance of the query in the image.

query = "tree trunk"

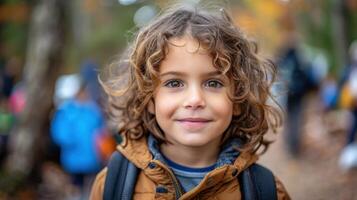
[331,0,348,70]
[5,0,67,176]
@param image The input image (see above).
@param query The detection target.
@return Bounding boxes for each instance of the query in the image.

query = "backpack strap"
[238,164,277,200]
[103,151,139,200]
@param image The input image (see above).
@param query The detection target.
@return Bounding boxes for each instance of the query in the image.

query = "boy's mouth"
[177,118,212,122]
[176,118,213,130]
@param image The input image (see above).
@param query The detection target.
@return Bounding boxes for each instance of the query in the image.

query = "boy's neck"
[160,142,220,168]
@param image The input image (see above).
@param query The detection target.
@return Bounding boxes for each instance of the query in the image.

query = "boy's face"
[150,36,233,149]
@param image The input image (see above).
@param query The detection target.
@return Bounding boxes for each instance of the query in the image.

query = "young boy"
[90,5,290,200]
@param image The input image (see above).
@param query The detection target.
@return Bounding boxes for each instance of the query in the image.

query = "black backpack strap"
[103,151,139,200]
[239,164,277,200]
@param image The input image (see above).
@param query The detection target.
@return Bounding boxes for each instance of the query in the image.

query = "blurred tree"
[5,0,67,182]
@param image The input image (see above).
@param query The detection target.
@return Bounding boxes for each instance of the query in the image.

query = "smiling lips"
[176,118,212,130]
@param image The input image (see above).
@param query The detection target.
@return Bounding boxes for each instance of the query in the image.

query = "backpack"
[104,151,277,200]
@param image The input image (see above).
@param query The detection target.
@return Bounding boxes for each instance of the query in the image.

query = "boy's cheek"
[152,95,178,115]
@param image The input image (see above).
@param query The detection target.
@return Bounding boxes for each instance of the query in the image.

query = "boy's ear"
[148,99,155,114]
[233,104,241,116]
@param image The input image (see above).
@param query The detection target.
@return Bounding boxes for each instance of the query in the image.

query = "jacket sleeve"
[275,176,291,200]
[89,168,107,200]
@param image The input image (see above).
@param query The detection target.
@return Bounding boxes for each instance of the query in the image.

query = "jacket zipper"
[155,161,183,199]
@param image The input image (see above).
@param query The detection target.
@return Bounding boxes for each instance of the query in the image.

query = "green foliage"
[3,0,26,4]
[296,1,335,72]
[1,22,28,57]
[296,0,357,76]
[85,4,145,58]
[345,9,357,44]
[65,3,145,69]
[0,0,29,58]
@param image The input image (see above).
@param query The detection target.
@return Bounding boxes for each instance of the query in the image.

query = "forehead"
[160,36,215,74]
[168,37,208,54]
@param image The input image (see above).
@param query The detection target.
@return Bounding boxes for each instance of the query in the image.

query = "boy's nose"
[183,86,206,109]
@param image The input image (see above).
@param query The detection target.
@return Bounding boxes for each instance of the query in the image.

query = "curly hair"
[101,5,282,154]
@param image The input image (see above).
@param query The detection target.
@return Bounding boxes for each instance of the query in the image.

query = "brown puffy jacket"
[90,135,291,200]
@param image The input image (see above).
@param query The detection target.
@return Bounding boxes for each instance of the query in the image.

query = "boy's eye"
[164,80,184,88]
[205,80,223,88]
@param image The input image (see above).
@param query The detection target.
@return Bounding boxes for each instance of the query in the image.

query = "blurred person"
[53,74,82,107]
[51,78,105,199]
[0,83,26,166]
[338,41,357,145]
[0,57,21,165]
[0,97,15,166]
[8,82,26,116]
[278,42,313,157]
[320,75,338,111]
[339,41,357,171]
[1,57,21,99]
[80,60,103,104]
[90,6,290,200]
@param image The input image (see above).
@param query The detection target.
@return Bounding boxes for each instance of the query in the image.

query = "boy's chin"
[169,136,221,149]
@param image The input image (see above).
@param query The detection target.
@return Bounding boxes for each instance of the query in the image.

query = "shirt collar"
[147,134,242,168]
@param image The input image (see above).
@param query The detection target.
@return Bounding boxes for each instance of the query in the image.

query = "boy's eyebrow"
[160,70,223,77]
[204,71,223,77]
[160,71,185,77]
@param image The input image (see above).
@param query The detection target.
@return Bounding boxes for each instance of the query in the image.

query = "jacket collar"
[117,133,258,199]
[147,134,242,168]
[118,133,257,171]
